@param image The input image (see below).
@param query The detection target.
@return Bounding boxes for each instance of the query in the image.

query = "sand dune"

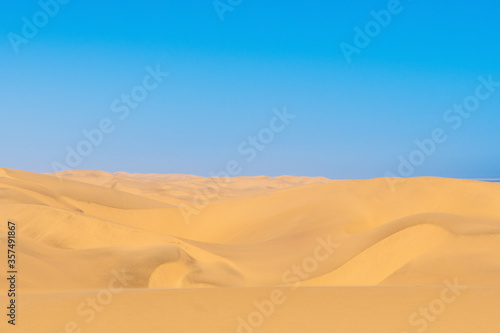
[1,167,500,332]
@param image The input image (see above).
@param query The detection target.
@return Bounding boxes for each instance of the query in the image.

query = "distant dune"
[1,168,499,332]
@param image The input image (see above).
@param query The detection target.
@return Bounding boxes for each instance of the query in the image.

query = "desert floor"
[1,168,500,332]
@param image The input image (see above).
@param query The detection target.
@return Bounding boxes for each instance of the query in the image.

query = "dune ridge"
[2,168,500,290]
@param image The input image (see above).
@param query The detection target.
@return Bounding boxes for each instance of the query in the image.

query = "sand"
[1,167,499,332]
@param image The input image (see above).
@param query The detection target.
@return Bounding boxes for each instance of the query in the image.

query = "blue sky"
[1,0,499,178]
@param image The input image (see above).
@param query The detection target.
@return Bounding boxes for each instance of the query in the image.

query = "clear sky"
[1,0,499,179]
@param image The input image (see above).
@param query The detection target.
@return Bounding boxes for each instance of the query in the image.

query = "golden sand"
[1,168,499,332]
